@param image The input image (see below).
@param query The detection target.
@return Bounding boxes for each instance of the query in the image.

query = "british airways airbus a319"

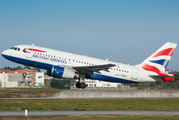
[2,42,177,89]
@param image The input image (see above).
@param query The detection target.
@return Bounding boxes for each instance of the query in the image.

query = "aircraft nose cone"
[2,50,8,58]
[2,50,6,56]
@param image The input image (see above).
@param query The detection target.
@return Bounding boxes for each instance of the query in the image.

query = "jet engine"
[47,66,78,79]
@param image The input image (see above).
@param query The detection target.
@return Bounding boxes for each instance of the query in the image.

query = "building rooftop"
[6,69,39,74]
[0,69,10,73]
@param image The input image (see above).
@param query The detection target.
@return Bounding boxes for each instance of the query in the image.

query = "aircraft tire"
[80,83,87,89]
[76,82,81,88]
[22,72,27,78]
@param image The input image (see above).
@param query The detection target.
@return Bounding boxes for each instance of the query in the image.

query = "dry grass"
[0,88,62,98]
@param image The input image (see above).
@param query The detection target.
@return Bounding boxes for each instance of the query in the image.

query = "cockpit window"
[10,47,20,51]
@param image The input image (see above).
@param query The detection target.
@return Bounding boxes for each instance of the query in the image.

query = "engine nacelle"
[48,66,78,79]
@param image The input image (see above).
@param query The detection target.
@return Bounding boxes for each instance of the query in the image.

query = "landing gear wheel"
[76,82,81,88]
[22,72,27,78]
[80,83,87,89]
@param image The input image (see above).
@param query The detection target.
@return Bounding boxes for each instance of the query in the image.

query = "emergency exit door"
[131,68,138,80]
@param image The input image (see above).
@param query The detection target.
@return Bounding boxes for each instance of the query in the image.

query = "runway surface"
[0,111,179,116]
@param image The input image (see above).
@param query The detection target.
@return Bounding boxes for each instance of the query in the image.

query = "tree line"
[1,66,41,72]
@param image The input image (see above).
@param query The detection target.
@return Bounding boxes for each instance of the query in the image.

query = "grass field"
[1,98,179,111]
[1,115,179,120]
[0,88,62,98]
[0,88,179,119]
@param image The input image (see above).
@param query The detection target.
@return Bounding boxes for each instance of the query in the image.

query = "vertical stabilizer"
[140,42,177,75]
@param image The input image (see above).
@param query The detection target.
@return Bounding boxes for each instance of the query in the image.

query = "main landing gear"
[76,82,87,89]
[76,74,87,89]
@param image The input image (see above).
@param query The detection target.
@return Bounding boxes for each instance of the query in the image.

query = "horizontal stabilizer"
[150,74,173,78]
[150,74,174,82]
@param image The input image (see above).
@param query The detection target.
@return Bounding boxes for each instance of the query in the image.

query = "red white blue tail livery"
[140,42,177,81]
[2,42,177,88]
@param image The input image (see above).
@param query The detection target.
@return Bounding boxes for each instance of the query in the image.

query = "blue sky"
[0,0,179,71]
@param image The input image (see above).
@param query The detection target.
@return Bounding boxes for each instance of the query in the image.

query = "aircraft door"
[131,68,138,80]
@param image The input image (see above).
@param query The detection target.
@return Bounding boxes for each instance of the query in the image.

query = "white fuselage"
[2,45,161,83]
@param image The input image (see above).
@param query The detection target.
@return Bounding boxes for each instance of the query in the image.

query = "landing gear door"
[131,68,138,80]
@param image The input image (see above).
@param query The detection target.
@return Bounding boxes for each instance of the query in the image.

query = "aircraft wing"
[73,64,116,75]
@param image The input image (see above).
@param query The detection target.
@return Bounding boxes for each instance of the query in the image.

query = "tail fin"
[140,42,177,75]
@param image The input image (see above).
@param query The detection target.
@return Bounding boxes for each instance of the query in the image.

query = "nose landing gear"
[22,65,29,78]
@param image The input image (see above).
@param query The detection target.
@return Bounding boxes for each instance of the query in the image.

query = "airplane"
[2,42,177,89]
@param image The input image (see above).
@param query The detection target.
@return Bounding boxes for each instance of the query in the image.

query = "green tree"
[174,74,179,81]
[1,66,23,71]
[33,67,41,72]
[51,79,70,89]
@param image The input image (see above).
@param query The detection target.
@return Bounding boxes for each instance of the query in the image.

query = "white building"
[34,73,44,86]
[85,79,121,87]
[0,72,44,88]
[71,79,122,88]
[0,72,22,87]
